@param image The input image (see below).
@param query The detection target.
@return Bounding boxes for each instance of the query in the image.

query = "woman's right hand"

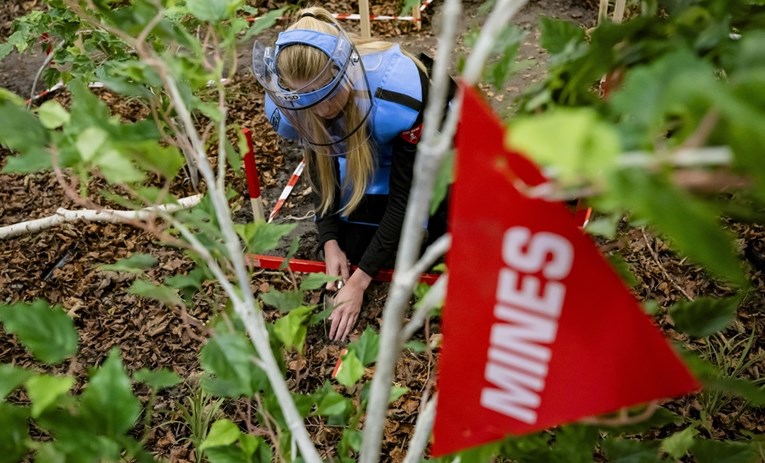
[323,240,350,291]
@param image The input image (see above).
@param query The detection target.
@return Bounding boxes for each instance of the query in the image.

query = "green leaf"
[610,49,717,148]
[701,376,765,406]
[200,333,263,397]
[670,296,741,337]
[96,148,146,184]
[691,440,759,463]
[0,88,24,106]
[259,289,304,313]
[661,426,696,459]
[273,305,314,352]
[404,340,427,353]
[335,350,364,387]
[186,0,241,21]
[239,433,261,460]
[610,171,747,286]
[76,126,109,162]
[317,389,350,416]
[0,300,78,364]
[347,328,380,366]
[549,425,600,463]
[1,149,52,173]
[0,365,32,400]
[81,349,141,437]
[0,403,29,462]
[200,419,241,450]
[235,221,296,254]
[205,446,248,463]
[389,385,409,404]
[129,279,183,307]
[128,143,185,180]
[0,102,48,152]
[243,7,289,39]
[99,253,157,273]
[0,43,13,61]
[133,368,182,390]
[602,438,661,463]
[299,273,339,291]
[540,16,586,55]
[507,108,620,184]
[37,101,70,129]
[26,375,74,418]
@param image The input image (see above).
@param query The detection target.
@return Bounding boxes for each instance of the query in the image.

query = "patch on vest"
[400,123,423,144]
[270,110,282,132]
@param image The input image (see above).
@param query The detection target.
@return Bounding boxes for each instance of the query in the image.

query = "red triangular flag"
[431,85,699,456]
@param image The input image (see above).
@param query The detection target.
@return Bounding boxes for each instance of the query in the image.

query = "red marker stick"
[245,254,441,285]
[241,128,265,222]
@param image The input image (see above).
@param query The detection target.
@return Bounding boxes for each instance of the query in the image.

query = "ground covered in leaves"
[2,0,765,461]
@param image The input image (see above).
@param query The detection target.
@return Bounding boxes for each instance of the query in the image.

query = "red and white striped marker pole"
[267,159,305,223]
[241,128,266,222]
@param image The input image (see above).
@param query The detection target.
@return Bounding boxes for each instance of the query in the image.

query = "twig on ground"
[579,401,660,426]
[641,228,695,301]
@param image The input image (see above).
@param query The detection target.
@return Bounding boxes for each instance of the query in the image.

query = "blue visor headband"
[265,29,355,110]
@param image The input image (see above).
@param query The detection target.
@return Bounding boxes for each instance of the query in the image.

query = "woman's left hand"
[328,269,372,342]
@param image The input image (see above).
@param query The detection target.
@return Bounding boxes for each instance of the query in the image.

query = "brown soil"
[2,0,764,462]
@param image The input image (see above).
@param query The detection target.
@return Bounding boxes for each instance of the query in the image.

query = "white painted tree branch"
[0,194,202,239]
[400,275,448,343]
[362,0,529,461]
[360,0,461,460]
[61,6,321,459]
[146,46,323,463]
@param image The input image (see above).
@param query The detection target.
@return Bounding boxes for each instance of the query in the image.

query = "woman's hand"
[329,269,372,342]
[323,240,350,291]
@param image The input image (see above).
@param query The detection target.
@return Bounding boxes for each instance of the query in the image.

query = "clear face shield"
[252,26,373,153]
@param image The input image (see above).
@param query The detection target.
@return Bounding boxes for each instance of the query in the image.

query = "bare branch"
[402,396,438,463]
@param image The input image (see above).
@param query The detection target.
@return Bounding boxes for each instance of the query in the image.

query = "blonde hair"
[277,6,426,217]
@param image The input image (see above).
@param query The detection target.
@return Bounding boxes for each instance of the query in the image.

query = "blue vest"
[265,44,423,206]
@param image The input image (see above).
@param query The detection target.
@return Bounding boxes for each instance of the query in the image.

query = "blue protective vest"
[265,44,424,208]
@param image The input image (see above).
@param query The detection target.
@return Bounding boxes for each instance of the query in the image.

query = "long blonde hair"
[277,6,425,217]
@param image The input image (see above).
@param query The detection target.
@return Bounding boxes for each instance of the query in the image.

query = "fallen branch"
[0,194,203,239]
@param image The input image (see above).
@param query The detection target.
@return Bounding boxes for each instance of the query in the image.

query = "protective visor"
[252,27,373,150]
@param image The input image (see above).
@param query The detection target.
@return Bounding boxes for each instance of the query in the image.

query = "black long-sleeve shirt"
[312,133,420,277]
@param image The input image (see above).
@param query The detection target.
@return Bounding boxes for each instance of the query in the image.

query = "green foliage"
[133,368,182,390]
[347,328,380,366]
[299,273,339,291]
[507,107,620,184]
[0,365,32,400]
[129,279,184,307]
[602,438,661,463]
[661,426,697,459]
[235,221,296,254]
[669,296,742,337]
[200,332,267,398]
[26,375,74,418]
[99,253,158,273]
[691,440,760,463]
[335,350,365,388]
[610,171,747,286]
[0,300,78,364]
[259,289,304,312]
[273,305,315,352]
